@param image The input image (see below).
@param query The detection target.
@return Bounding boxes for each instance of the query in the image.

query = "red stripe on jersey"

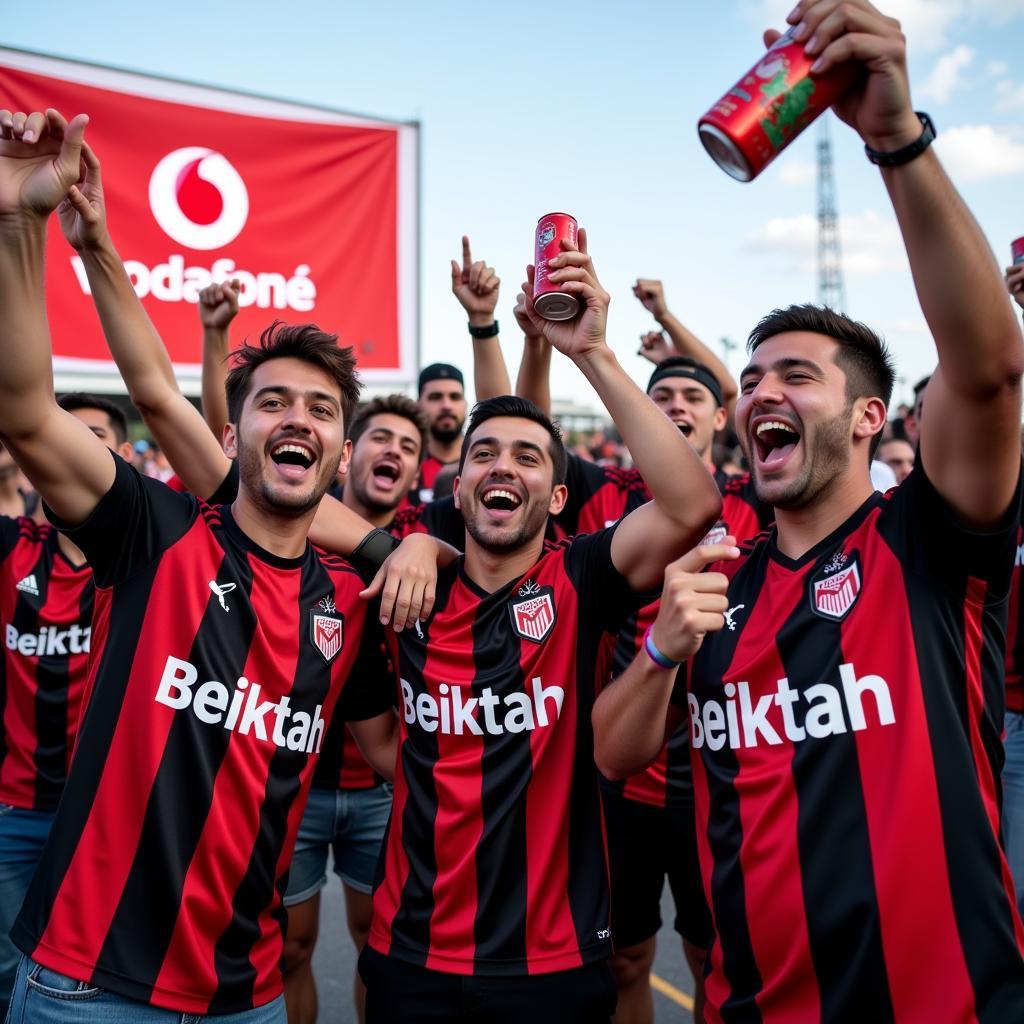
[337,730,379,789]
[621,744,668,805]
[35,517,213,968]
[522,630,582,973]
[727,563,820,1021]
[152,561,308,1005]
[845,543,975,1021]
[423,585,485,973]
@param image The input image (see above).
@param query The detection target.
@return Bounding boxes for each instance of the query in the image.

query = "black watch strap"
[864,112,936,167]
[468,320,499,339]
[350,527,399,579]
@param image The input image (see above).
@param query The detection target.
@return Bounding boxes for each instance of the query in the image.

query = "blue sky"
[5,0,1024,411]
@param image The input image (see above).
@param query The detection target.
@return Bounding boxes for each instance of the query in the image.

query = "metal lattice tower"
[817,118,846,311]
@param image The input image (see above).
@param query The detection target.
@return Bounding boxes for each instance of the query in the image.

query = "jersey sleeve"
[205,461,239,505]
[881,456,1023,599]
[44,452,199,588]
[563,524,654,635]
[0,516,24,564]
[334,616,397,722]
[390,497,464,550]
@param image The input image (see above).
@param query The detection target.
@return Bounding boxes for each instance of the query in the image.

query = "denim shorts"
[284,785,392,905]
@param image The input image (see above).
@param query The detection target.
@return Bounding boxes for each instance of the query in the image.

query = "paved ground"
[311,883,696,1022]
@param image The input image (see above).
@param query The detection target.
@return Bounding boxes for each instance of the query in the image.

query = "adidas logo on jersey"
[155,656,325,753]
[400,676,564,736]
[688,663,894,751]
[6,624,91,656]
[15,574,39,596]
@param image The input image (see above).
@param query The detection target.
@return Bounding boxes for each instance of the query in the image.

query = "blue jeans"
[284,784,392,905]
[5,958,286,1023]
[1004,710,1024,917]
[0,807,54,1018]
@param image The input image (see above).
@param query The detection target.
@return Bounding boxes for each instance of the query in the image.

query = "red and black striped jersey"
[605,468,773,810]
[369,527,642,975]
[681,465,1024,1021]
[407,453,453,507]
[12,456,392,1015]
[1005,525,1023,714]
[0,517,93,812]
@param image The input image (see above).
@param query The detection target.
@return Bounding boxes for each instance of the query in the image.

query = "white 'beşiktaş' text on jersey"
[401,677,564,736]
[5,623,91,656]
[689,662,895,750]
[155,655,325,752]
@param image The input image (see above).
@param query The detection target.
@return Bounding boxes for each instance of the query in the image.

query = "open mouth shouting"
[370,458,402,491]
[752,417,801,472]
[479,485,523,519]
[673,419,694,439]
[270,440,318,479]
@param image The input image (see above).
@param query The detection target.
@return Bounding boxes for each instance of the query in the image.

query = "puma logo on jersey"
[723,605,745,631]
[155,655,325,753]
[400,677,564,736]
[15,574,39,596]
[6,624,91,656]
[689,663,894,751]
[209,580,236,612]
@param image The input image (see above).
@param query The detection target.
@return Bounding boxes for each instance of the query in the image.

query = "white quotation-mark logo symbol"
[148,148,249,250]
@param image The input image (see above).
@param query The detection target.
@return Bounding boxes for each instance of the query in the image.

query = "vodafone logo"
[148,148,249,250]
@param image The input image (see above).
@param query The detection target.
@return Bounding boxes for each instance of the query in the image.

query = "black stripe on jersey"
[903,568,1024,1022]
[779,555,895,1024]
[567,593,611,953]
[472,585,530,963]
[95,554,257,995]
[208,558,340,1012]
[697,545,768,1024]
[387,571,457,963]
[601,612,644,802]
[13,562,159,953]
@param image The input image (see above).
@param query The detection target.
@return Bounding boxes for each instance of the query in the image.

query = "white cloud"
[935,124,1024,181]
[743,0,1024,53]
[777,160,816,186]
[988,60,1010,77]
[918,45,974,102]
[995,80,1024,111]
[746,209,906,276]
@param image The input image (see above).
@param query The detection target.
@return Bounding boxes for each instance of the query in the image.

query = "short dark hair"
[225,322,361,430]
[348,394,429,461]
[747,304,896,458]
[912,375,931,398]
[459,396,567,485]
[57,392,129,446]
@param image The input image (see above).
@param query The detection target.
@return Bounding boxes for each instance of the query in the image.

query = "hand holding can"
[533,213,580,321]
[1012,237,1024,266]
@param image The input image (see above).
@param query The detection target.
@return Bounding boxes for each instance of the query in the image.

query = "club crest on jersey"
[510,585,556,643]
[310,596,344,663]
[811,552,861,621]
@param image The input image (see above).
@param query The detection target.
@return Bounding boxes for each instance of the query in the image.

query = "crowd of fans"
[0,3,1023,1024]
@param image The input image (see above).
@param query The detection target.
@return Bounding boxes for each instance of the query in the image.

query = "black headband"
[646,359,724,408]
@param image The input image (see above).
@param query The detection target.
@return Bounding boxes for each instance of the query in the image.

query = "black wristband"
[864,112,936,167]
[350,527,399,578]
[468,320,499,339]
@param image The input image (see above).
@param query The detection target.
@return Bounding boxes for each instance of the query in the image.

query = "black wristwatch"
[468,320,499,339]
[864,112,936,167]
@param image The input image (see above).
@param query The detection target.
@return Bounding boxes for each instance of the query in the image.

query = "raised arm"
[634,278,738,415]
[451,235,511,399]
[0,108,115,524]
[513,291,552,416]
[198,279,240,438]
[55,141,233,501]
[792,0,1024,527]
[521,230,722,591]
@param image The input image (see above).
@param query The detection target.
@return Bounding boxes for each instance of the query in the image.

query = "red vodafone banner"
[0,48,419,394]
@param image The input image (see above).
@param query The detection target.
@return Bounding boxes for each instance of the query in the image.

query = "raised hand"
[1006,265,1024,312]
[780,0,920,151]
[633,278,668,321]
[0,108,89,221]
[638,330,673,365]
[651,539,739,663]
[520,228,611,360]
[513,291,544,342]
[451,235,500,325]
[57,142,107,251]
[199,279,242,330]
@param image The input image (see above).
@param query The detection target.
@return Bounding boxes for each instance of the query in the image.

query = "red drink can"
[533,213,580,321]
[698,27,861,181]
[1012,237,1024,265]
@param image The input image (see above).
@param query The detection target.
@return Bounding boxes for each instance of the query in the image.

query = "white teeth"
[483,488,521,506]
[273,443,313,458]
[756,420,798,437]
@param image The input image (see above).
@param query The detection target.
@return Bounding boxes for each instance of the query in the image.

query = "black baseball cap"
[418,363,465,393]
